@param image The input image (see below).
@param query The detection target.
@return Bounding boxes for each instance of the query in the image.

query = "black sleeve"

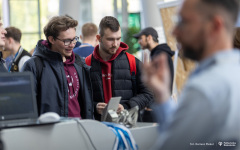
[21,59,38,92]
[167,54,174,93]
[123,58,154,110]
[21,58,41,114]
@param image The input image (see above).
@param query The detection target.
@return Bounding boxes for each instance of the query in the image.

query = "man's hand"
[142,53,171,104]
[117,104,124,113]
[96,103,107,115]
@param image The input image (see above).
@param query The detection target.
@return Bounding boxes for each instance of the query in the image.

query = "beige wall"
[159,6,196,95]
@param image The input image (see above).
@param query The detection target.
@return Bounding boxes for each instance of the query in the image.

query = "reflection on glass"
[21,34,39,52]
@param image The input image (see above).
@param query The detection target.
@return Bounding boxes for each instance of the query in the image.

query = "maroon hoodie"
[92,42,129,104]
[64,52,81,118]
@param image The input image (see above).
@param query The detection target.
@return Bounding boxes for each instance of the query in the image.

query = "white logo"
[218,142,223,146]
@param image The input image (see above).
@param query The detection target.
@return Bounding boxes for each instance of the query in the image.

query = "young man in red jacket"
[86,16,153,121]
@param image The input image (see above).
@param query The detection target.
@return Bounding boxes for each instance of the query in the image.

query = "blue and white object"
[103,122,138,150]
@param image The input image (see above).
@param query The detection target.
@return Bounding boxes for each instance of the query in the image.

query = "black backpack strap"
[131,72,137,96]
[33,56,43,115]
[33,56,43,82]
[125,52,137,96]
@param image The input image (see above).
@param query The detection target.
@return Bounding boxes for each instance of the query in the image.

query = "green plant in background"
[123,27,141,54]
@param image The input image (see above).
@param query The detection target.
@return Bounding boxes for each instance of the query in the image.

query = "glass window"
[9,0,39,51]
[8,0,59,51]
[40,0,59,36]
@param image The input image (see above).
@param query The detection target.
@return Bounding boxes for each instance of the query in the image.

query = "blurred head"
[81,23,98,46]
[0,19,7,47]
[44,16,78,58]
[81,23,98,40]
[234,27,240,49]
[133,27,159,50]
[97,16,121,55]
[4,27,22,51]
[173,0,239,61]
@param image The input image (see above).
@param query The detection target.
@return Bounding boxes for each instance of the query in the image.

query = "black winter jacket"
[21,40,93,119]
[90,51,153,120]
[150,43,175,92]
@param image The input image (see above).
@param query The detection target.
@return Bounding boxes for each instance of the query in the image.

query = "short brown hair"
[197,0,239,34]
[99,16,120,36]
[81,23,98,39]
[44,15,78,41]
[5,27,22,43]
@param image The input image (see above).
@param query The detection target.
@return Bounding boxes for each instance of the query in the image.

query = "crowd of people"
[0,0,240,149]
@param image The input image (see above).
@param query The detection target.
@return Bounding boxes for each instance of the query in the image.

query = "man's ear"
[147,35,152,42]
[80,35,83,41]
[48,36,55,45]
[8,37,14,44]
[94,36,99,46]
[96,34,101,42]
[211,15,223,33]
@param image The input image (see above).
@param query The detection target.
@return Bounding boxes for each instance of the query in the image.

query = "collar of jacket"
[33,40,68,63]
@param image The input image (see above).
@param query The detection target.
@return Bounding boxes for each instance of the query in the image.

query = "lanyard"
[8,47,22,72]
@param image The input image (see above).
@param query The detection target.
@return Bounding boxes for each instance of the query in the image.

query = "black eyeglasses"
[55,36,79,46]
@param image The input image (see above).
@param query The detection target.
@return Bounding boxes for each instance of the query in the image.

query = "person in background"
[85,16,153,121]
[0,19,7,72]
[142,0,240,149]
[4,54,14,69]
[4,27,31,72]
[74,41,81,48]
[233,27,240,49]
[73,23,98,58]
[133,27,175,122]
[133,27,175,92]
[22,16,93,119]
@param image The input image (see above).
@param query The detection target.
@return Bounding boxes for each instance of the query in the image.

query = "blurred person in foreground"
[73,23,98,58]
[22,16,93,119]
[142,0,240,149]
[0,19,7,72]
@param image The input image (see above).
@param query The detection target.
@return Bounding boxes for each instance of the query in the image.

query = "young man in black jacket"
[0,19,7,72]
[22,16,93,119]
[86,16,153,121]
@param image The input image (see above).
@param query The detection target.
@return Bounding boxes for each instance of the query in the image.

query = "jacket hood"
[33,40,63,62]
[151,43,175,58]
[92,42,129,63]
[64,53,75,65]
